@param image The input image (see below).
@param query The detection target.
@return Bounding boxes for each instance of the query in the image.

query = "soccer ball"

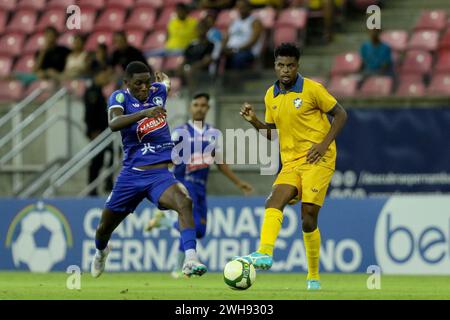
[11,211,67,272]
[223,258,256,290]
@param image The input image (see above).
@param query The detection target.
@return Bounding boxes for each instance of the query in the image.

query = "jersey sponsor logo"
[136,116,167,142]
[116,93,125,103]
[132,103,140,108]
[294,98,302,109]
[186,152,214,173]
[153,96,164,106]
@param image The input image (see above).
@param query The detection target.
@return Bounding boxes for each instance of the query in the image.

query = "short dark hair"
[125,61,150,79]
[274,43,301,61]
[193,92,210,101]
[176,3,188,11]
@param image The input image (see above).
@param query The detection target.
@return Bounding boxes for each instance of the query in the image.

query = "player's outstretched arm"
[216,163,254,195]
[307,102,348,164]
[108,107,166,132]
[239,102,276,140]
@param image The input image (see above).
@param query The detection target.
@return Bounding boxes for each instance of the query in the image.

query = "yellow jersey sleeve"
[313,82,337,113]
[264,87,274,124]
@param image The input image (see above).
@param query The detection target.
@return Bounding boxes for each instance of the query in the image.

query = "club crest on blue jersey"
[136,115,167,142]
[153,96,164,106]
[294,98,302,109]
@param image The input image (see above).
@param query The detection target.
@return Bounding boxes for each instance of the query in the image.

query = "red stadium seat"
[126,30,146,50]
[78,8,97,33]
[253,7,276,29]
[163,55,184,72]
[400,50,432,76]
[6,9,37,34]
[396,77,425,96]
[360,76,393,96]
[143,30,166,51]
[95,8,126,32]
[216,9,239,31]
[64,79,87,98]
[125,8,156,31]
[414,10,448,31]
[273,26,298,48]
[13,54,35,73]
[147,56,164,71]
[328,75,358,97]
[330,52,362,76]
[78,0,105,10]
[107,0,135,9]
[0,55,12,77]
[135,0,162,9]
[85,31,113,51]
[380,30,408,53]
[0,10,7,34]
[47,0,76,10]
[275,8,308,29]
[0,0,16,11]
[36,9,67,32]
[0,80,24,102]
[24,32,45,54]
[407,30,439,51]
[17,0,46,10]
[0,33,25,56]
[57,31,77,48]
[155,7,177,30]
[439,30,450,50]
[427,73,450,95]
[434,50,450,74]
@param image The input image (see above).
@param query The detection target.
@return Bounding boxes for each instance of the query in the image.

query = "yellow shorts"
[273,160,334,207]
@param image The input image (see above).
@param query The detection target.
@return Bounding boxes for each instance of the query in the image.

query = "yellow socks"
[303,228,321,280]
[257,208,283,256]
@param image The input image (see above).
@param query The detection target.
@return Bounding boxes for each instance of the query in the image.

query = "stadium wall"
[1,196,450,275]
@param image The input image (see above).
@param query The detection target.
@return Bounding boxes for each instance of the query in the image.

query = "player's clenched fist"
[240,102,257,122]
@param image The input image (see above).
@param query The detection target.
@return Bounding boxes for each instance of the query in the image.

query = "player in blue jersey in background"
[91,61,207,278]
[145,92,254,278]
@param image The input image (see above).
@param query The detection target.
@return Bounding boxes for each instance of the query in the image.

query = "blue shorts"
[105,167,178,214]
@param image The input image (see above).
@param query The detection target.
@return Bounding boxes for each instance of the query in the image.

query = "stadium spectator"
[248,0,284,9]
[34,26,70,80]
[165,3,199,54]
[204,11,223,74]
[90,44,112,74]
[222,0,263,70]
[360,28,394,77]
[62,34,90,80]
[111,31,150,72]
[83,66,114,196]
[180,20,215,87]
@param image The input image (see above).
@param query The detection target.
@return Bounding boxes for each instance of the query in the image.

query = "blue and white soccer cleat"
[236,252,273,270]
[90,245,111,278]
[182,260,208,277]
[307,280,321,290]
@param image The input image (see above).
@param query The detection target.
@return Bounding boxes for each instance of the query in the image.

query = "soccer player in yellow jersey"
[239,43,347,290]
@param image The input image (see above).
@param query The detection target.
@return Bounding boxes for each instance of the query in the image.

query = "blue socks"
[180,228,197,251]
[95,239,108,251]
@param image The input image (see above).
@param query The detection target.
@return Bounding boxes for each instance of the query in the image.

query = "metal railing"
[0,88,43,129]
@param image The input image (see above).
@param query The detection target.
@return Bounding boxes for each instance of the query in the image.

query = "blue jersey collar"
[273,74,304,97]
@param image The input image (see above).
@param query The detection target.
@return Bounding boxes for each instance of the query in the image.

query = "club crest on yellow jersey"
[294,98,302,109]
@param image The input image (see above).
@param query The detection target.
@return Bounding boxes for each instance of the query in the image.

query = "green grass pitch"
[0,272,449,300]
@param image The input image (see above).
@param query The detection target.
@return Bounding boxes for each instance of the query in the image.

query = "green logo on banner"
[116,93,125,103]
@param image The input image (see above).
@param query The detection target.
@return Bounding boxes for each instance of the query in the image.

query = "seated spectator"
[165,3,199,54]
[90,44,111,74]
[83,66,114,195]
[222,0,263,70]
[360,28,394,77]
[34,26,70,80]
[179,20,214,85]
[248,0,284,9]
[198,0,236,11]
[111,31,151,72]
[204,11,223,74]
[62,34,90,80]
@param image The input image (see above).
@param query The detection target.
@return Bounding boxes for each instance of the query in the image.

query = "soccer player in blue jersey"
[145,92,254,277]
[90,61,207,278]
